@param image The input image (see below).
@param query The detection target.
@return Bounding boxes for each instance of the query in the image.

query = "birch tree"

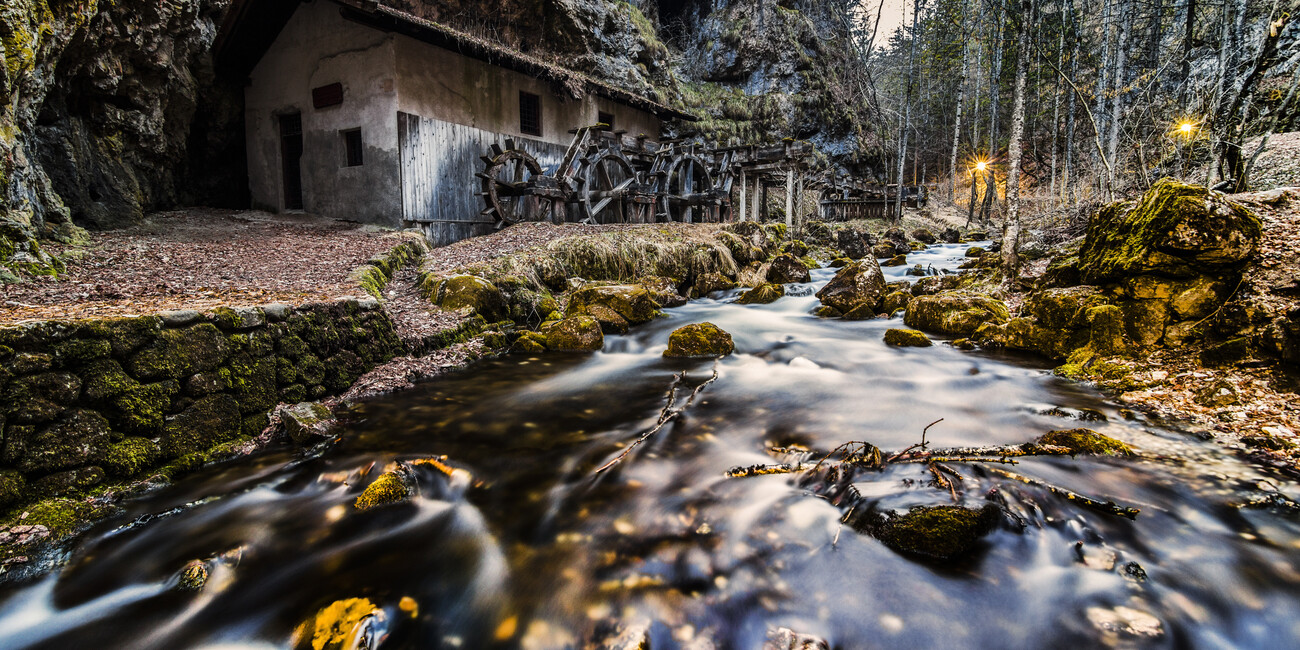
[1002,0,1033,279]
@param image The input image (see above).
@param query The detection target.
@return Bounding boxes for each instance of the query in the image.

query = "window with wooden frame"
[519,91,542,136]
[342,129,364,167]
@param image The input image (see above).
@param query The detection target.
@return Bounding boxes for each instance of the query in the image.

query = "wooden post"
[739,170,748,222]
[785,169,794,229]
[752,176,761,222]
[795,172,804,234]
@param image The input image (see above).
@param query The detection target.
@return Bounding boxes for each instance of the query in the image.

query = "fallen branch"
[983,467,1140,519]
[594,364,719,474]
[885,418,944,463]
[889,443,1073,462]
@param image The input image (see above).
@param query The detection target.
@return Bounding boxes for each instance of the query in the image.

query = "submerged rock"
[884,329,933,347]
[764,626,831,650]
[816,259,887,315]
[904,291,1010,336]
[176,559,209,591]
[354,463,416,510]
[737,283,785,305]
[865,504,1000,562]
[1034,428,1133,456]
[767,254,811,284]
[665,323,734,358]
[292,597,388,650]
[542,316,604,352]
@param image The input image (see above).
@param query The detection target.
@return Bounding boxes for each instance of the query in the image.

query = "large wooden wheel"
[576,147,651,224]
[477,143,557,226]
[657,154,719,223]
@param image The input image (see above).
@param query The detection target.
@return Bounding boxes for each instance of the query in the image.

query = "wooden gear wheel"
[477,143,559,226]
[575,147,653,224]
[656,153,721,223]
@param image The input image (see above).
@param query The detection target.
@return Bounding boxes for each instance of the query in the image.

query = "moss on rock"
[427,274,507,321]
[103,437,161,477]
[767,253,811,284]
[542,316,604,352]
[884,328,933,347]
[129,323,229,381]
[866,504,1000,561]
[18,409,112,473]
[1078,178,1261,283]
[1035,428,1133,456]
[355,464,415,510]
[904,291,1011,337]
[736,283,784,305]
[665,322,735,358]
[0,470,26,507]
[512,331,548,354]
[160,394,242,458]
[567,284,659,326]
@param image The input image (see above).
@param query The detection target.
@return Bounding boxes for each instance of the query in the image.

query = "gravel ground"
[1,209,404,324]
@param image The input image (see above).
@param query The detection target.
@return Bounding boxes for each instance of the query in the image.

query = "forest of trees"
[842,0,1299,231]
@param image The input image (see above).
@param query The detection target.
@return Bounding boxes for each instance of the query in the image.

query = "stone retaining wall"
[0,299,404,512]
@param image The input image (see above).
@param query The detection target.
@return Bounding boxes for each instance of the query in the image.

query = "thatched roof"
[215,0,697,122]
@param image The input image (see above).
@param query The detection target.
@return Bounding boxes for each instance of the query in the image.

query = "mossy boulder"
[835,227,873,259]
[227,353,278,413]
[865,504,1000,562]
[911,228,937,244]
[567,284,659,326]
[904,291,1011,337]
[780,240,810,257]
[1078,178,1261,283]
[872,243,897,259]
[736,283,785,305]
[1035,428,1133,456]
[884,329,933,347]
[965,246,986,258]
[4,371,81,424]
[427,274,507,321]
[129,323,229,381]
[322,351,366,393]
[664,323,735,358]
[767,254,811,284]
[691,272,737,298]
[512,331,549,354]
[542,316,604,352]
[882,254,907,267]
[161,394,242,458]
[816,259,886,314]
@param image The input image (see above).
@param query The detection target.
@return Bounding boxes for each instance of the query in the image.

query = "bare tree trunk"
[1094,0,1115,196]
[1002,0,1034,280]
[1243,64,1300,190]
[1050,16,1063,203]
[981,8,1004,223]
[1182,0,1196,79]
[948,0,973,203]
[1063,0,1079,203]
[896,0,921,222]
[1106,0,1131,191]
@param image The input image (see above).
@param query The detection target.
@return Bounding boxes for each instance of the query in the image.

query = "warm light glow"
[975,161,988,172]
[1179,122,1194,134]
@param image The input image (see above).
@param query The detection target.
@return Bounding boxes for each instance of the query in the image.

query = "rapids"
[2,242,1299,649]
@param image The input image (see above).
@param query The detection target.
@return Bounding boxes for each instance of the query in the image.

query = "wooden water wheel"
[575,147,653,224]
[477,143,560,225]
[657,153,720,223]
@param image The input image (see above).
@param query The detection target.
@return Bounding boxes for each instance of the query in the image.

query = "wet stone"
[160,310,202,327]
[665,323,734,358]
[260,303,293,322]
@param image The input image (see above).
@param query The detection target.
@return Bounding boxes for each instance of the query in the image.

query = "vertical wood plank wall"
[398,111,567,246]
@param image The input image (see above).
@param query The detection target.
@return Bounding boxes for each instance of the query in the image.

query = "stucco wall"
[245,1,403,227]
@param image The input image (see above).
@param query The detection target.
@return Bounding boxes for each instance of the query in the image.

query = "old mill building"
[215,0,695,245]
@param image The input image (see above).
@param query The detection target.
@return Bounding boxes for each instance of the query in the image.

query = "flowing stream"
[2,243,1300,649]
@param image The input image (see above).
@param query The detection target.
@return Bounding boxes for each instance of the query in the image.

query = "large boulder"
[542,316,604,352]
[664,323,735,358]
[1078,178,1261,283]
[767,254,811,284]
[904,291,1011,336]
[911,228,937,244]
[836,227,874,259]
[816,259,887,314]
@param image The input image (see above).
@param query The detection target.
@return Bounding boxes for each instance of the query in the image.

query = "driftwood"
[595,364,720,474]
[981,467,1140,519]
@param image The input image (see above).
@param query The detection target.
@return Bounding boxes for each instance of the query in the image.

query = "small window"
[342,129,363,167]
[519,91,541,136]
[598,111,615,130]
[312,83,344,109]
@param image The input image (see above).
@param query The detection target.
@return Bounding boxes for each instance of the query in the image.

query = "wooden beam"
[739,170,747,222]
[785,169,794,229]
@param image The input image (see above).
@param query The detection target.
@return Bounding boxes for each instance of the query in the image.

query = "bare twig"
[594,364,719,474]
[886,418,944,463]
